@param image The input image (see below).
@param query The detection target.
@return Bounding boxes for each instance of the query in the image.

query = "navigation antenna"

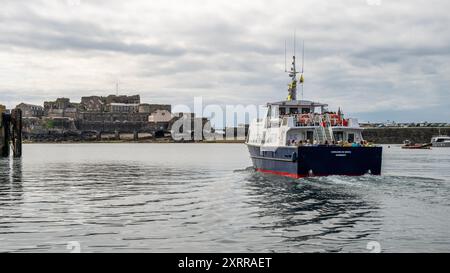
[300,41,305,100]
[286,33,299,101]
[294,31,296,58]
[284,40,287,72]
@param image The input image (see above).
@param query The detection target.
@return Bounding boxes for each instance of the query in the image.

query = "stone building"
[20,93,205,139]
[80,94,143,113]
[62,108,78,119]
[138,104,151,113]
[139,104,171,114]
[80,96,104,112]
[108,103,140,113]
[74,94,174,134]
[15,103,45,118]
[44,98,79,119]
[78,112,150,122]
[105,94,140,105]
[44,98,71,110]
[148,109,172,123]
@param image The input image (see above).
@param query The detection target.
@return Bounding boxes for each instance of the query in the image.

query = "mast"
[287,56,298,101]
[286,35,299,101]
[284,40,287,73]
[300,41,305,100]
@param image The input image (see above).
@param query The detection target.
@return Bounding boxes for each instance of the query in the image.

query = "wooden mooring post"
[1,108,22,158]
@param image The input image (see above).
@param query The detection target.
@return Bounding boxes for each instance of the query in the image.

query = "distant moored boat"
[431,135,450,147]
[401,140,431,150]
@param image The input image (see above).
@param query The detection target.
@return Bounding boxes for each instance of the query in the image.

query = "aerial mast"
[284,40,287,73]
[300,41,305,100]
[287,33,299,101]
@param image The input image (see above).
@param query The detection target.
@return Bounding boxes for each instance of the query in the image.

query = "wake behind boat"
[245,49,382,179]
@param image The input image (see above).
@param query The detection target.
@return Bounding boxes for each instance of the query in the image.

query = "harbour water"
[1,144,449,253]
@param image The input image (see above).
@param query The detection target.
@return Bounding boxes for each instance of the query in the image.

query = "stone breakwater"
[362,127,450,144]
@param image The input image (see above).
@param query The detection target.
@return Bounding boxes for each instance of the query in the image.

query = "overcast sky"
[1,0,449,122]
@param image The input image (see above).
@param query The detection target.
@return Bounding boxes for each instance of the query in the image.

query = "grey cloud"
[1,30,186,56]
[0,8,187,56]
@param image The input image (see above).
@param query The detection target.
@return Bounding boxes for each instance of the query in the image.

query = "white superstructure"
[246,100,366,150]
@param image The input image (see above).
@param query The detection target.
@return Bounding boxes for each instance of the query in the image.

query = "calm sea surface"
[0,143,449,253]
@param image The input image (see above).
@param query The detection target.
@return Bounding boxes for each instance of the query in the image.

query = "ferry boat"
[245,53,382,179]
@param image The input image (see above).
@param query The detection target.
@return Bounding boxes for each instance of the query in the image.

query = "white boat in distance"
[431,135,450,147]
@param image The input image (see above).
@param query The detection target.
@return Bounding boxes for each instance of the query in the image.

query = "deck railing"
[278,113,348,128]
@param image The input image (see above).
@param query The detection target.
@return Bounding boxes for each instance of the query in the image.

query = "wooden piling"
[0,112,2,153]
[0,108,22,158]
[0,112,4,156]
[11,109,22,157]
[1,112,10,157]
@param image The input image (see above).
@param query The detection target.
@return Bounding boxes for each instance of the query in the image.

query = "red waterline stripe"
[256,168,306,179]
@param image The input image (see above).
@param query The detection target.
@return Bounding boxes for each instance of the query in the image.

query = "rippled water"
[1,144,449,253]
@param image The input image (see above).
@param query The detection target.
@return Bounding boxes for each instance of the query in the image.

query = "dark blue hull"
[247,145,382,178]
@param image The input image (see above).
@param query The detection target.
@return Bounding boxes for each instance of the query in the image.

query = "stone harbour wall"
[362,127,450,144]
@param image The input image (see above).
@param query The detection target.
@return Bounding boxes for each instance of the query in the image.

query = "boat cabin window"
[301,108,310,114]
[289,108,298,115]
[279,107,286,115]
[348,133,355,143]
[307,131,314,143]
[333,131,344,142]
[267,105,279,119]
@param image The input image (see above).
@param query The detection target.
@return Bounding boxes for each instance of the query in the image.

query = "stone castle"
[15,94,210,141]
